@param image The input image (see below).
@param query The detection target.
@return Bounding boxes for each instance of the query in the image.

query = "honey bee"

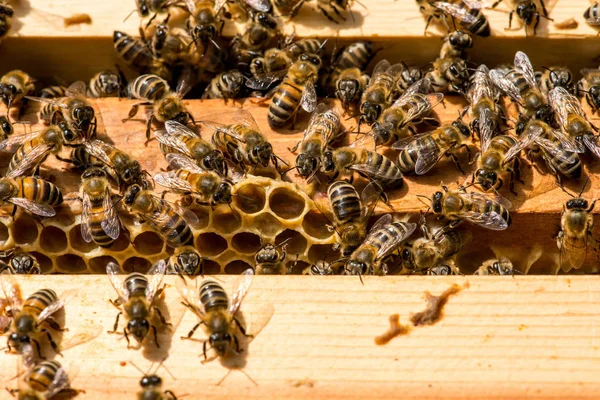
[490,51,553,125]
[393,115,471,175]
[154,153,235,207]
[490,0,550,36]
[166,246,203,278]
[538,66,575,97]
[368,78,444,147]
[144,20,189,65]
[0,250,41,274]
[39,85,67,99]
[248,52,321,128]
[321,144,404,189]
[107,260,172,349]
[585,2,600,27]
[427,56,470,94]
[123,183,196,248]
[126,72,195,141]
[428,185,512,230]
[467,64,502,138]
[177,269,274,361]
[473,257,520,275]
[578,68,600,114]
[130,360,178,400]
[202,69,245,100]
[88,70,122,98]
[327,180,382,257]
[0,274,75,358]
[359,60,405,127]
[425,263,461,275]
[250,38,322,78]
[83,139,146,188]
[308,261,338,275]
[80,167,121,248]
[134,0,182,19]
[271,0,304,17]
[0,70,35,113]
[113,30,156,72]
[344,214,417,277]
[0,115,13,140]
[8,358,83,400]
[254,240,288,275]
[155,120,228,176]
[286,0,358,24]
[229,11,278,72]
[439,30,473,59]
[335,68,370,112]
[557,180,595,273]
[434,1,491,37]
[0,176,63,218]
[184,0,223,49]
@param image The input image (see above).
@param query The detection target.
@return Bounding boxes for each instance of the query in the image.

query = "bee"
[202,69,245,100]
[0,250,41,274]
[0,3,10,46]
[39,85,67,99]
[126,73,195,141]
[271,0,304,17]
[428,185,512,230]
[549,86,600,156]
[359,60,405,127]
[467,64,502,138]
[289,104,343,181]
[578,68,600,114]
[344,214,417,277]
[474,257,519,275]
[584,2,600,28]
[537,66,575,97]
[248,52,321,128]
[60,144,104,171]
[518,118,582,185]
[205,109,285,171]
[0,274,73,358]
[8,359,82,400]
[308,261,338,275]
[490,0,550,36]
[439,30,473,59]
[130,360,178,400]
[433,1,491,37]
[145,21,189,64]
[26,81,97,139]
[490,51,553,125]
[79,167,121,248]
[155,120,228,176]
[88,70,122,98]
[335,68,370,112]
[425,263,461,275]
[166,246,203,278]
[0,176,63,218]
[106,260,172,348]
[229,12,278,72]
[177,269,274,361]
[249,38,322,78]
[82,139,146,189]
[368,78,444,147]
[255,240,288,275]
[427,56,470,94]
[393,115,471,175]
[134,0,182,19]
[113,30,171,80]
[327,180,382,257]
[557,180,595,273]
[330,41,375,110]
[0,115,13,140]
[321,145,404,189]
[0,70,35,114]
[183,0,223,48]
[123,183,195,248]
[154,153,235,207]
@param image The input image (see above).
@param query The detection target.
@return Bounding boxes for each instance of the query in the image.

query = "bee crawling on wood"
[130,359,179,400]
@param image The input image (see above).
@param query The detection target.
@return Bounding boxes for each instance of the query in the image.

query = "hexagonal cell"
[123,257,152,273]
[110,227,132,252]
[38,226,68,253]
[225,260,253,274]
[190,208,210,230]
[287,260,309,275]
[252,213,282,237]
[302,210,334,240]
[212,207,242,234]
[268,188,305,220]
[0,222,8,245]
[89,255,119,274]
[234,183,266,214]
[56,254,87,273]
[68,224,98,252]
[231,232,262,254]
[12,215,39,245]
[196,232,228,256]
[53,209,76,227]
[30,251,53,273]
[275,229,307,255]
[308,243,340,264]
[203,259,222,275]
[133,231,164,255]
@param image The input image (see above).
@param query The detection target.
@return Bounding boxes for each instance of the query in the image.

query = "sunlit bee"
[255,241,288,275]
[433,1,490,37]
[83,139,145,188]
[39,85,67,99]
[183,0,222,48]
[309,261,337,275]
[107,261,171,348]
[113,30,171,80]
[359,60,405,127]
[490,0,549,36]
[0,70,35,111]
[467,65,502,139]
[202,70,245,100]
[439,30,473,59]
[8,359,82,400]
[166,246,203,278]
[229,12,278,73]
[474,257,519,275]
[585,2,600,28]
[0,176,63,218]
[89,70,121,98]
[427,56,470,94]
[131,360,178,400]
[344,214,417,276]
[425,263,461,275]
[538,66,575,97]
[327,41,375,96]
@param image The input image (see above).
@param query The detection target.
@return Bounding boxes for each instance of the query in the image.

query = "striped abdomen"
[365,222,413,257]
[16,177,63,206]
[129,74,169,101]
[466,196,511,227]
[438,230,470,259]
[113,31,153,71]
[40,103,60,124]
[40,85,67,99]
[335,41,374,71]
[23,288,58,317]
[505,70,530,96]
[27,360,63,393]
[212,128,241,162]
[124,272,149,298]
[397,135,439,173]
[8,137,54,173]
[328,180,361,223]
[199,280,228,313]
[463,9,490,36]
[84,184,114,247]
[361,150,403,188]
[268,79,303,128]
[545,145,581,179]
[70,145,102,169]
[150,199,194,247]
[287,38,322,59]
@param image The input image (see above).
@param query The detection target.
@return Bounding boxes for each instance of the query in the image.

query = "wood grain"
[0,274,599,399]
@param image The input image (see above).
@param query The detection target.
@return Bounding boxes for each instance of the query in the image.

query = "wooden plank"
[0,274,599,399]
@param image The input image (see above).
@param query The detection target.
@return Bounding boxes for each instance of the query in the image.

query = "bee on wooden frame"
[130,359,179,400]
[490,0,552,36]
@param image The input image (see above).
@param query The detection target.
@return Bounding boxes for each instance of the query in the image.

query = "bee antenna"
[157,358,176,380]
[318,39,328,53]
[345,112,362,121]
[123,9,137,22]
[277,237,293,249]
[415,195,431,208]
[128,360,147,376]
[579,175,591,197]
[559,182,574,198]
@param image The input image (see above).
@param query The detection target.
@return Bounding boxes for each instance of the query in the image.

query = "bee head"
[194,24,217,42]
[360,103,381,125]
[255,244,279,264]
[177,251,201,275]
[140,374,162,388]
[74,106,94,126]
[82,167,106,180]
[516,2,537,24]
[209,332,232,356]
[250,58,265,75]
[298,53,322,68]
[0,116,12,135]
[475,169,497,190]
[452,119,470,138]
[337,79,360,103]
[124,184,142,206]
[447,61,468,83]
[400,67,422,89]
[566,198,588,210]
[295,154,318,178]
[253,142,273,166]
[0,179,13,199]
[136,0,149,16]
[213,181,233,204]
[127,319,150,342]
[11,255,35,274]
[100,72,120,95]
[256,12,277,29]
[345,260,367,276]
[448,30,472,49]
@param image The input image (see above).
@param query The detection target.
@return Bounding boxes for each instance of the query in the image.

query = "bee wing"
[375,222,417,260]
[459,190,512,210]
[371,60,391,80]
[534,137,576,163]
[549,127,585,153]
[403,93,444,126]
[101,188,120,240]
[65,81,88,97]
[393,78,434,107]
[154,171,195,193]
[241,303,275,339]
[80,191,94,243]
[583,134,600,159]
[349,160,403,180]
[0,272,23,310]
[244,0,271,12]
[37,289,77,323]
[489,69,522,102]
[183,0,197,13]
[233,109,261,133]
[434,1,477,23]
[229,268,254,317]
[549,86,586,129]
[301,80,318,113]
[155,130,193,156]
[461,210,509,230]
[306,103,330,128]
[559,234,587,272]
[469,65,495,105]
[504,134,534,163]
[58,324,103,352]
[415,144,448,175]
[246,70,287,91]
[461,0,483,9]
[24,96,68,110]
[514,51,537,89]
[145,260,167,304]
[214,0,227,12]
[360,181,383,219]
[479,108,496,154]
[175,277,206,317]
[165,120,199,138]
[165,153,207,172]
[83,140,113,168]
[391,130,433,150]
[5,143,53,179]
[45,364,72,398]
[0,131,41,151]
[106,262,129,303]
[7,198,56,217]
[367,214,393,236]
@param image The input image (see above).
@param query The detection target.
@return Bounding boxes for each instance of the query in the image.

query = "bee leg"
[532,14,540,36]
[164,390,177,400]
[448,152,465,174]
[124,328,132,348]
[10,205,16,220]
[513,158,524,184]
[182,321,204,340]
[6,388,19,396]
[152,325,160,348]
[539,0,548,17]
[153,306,171,326]
[144,117,154,145]
[41,329,62,356]
[108,311,122,333]
[233,334,242,353]
[505,10,514,31]
[45,317,68,332]
[233,316,253,339]
[317,5,341,24]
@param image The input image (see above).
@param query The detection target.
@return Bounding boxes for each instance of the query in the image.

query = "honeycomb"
[0,175,337,274]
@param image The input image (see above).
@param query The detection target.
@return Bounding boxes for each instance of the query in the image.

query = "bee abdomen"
[124,272,149,297]
[40,86,67,99]
[157,207,194,247]
[18,177,63,206]
[113,31,153,71]
[88,196,115,247]
[28,360,61,392]
[24,288,58,314]
[268,81,303,127]
[364,151,403,188]
[129,74,169,101]
[199,280,228,312]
